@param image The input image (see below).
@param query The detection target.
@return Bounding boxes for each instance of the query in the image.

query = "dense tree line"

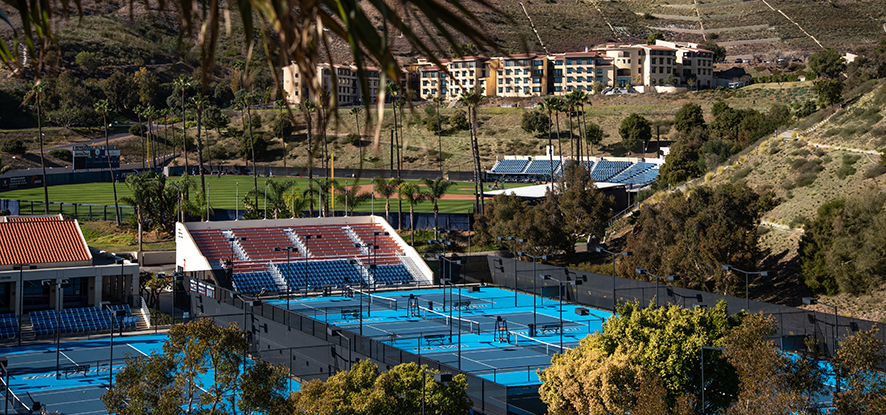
[539,301,831,415]
[475,161,614,255]
[657,102,791,186]
[626,182,778,295]
[799,187,886,295]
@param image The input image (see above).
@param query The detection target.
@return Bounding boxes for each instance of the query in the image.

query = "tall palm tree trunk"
[306,110,315,217]
[103,115,121,226]
[547,110,554,182]
[470,106,484,212]
[247,104,258,209]
[182,88,189,174]
[38,94,48,214]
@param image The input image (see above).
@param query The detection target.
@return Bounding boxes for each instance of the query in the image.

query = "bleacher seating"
[0,313,19,340]
[190,229,234,263]
[524,160,560,175]
[581,161,595,172]
[30,306,139,337]
[621,167,660,186]
[608,162,656,183]
[590,160,632,182]
[370,264,414,285]
[232,272,281,294]
[278,260,365,291]
[490,159,529,174]
[348,223,405,265]
[230,227,305,262]
[294,225,362,259]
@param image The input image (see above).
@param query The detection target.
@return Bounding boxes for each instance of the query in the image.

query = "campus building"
[0,215,140,334]
[283,63,410,106]
[550,51,614,94]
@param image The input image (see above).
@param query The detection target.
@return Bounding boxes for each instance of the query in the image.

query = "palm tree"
[334,180,372,216]
[302,100,317,217]
[27,81,49,214]
[285,185,309,218]
[134,104,146,168]
[235,93,259,210]
[457,90,485,212]
[276,99,288,169]
[350,106,364,163]
[567,90,587,161]
[552,97,564,179]
[420,177,455,240]
[398,182,427,246]
[564,92,578,160]
[541,96,558,181]
[174,76,194,173]
[372,176,402,225]
[433,96,445,175]
[118,173,153,251]
[262,179,295,219]
[94,99,121,226]
[190,93,210,196]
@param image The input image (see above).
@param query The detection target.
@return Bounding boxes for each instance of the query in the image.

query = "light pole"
[497,236,525,306]
[303,235,321,295]
[428,238,452,288]
[437,255,463,369]
[105,306,127,388]
[722,265,769,312]
[803,297,839,392]
[227,236,247,264]
[635,268,675,308]
[665,288,703,308]
[273,247,298,325]
[701,346,725,414]
[46,279,70,379]
[543,275,582,351]
[240,298,262,375]
[596,247,632,312]
[372,231,389,274]
[327,327,352,371]
[12,264,36,346]
[517,251,548,333]
[1,356,8,415]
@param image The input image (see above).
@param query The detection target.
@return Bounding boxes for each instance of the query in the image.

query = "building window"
[554,77,563,83]
[498,87,503,93]
[534,60,543,66]
[556,60,563,65]
[566,59,572,65]
[532,86,541,92]
[524,78,529,83]
[533,77,541,84]
[567,77,573,82]
[506,87,512,92]
[567,68,573,74]
[555,86,562,92]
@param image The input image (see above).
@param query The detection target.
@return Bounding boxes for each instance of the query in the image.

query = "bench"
[452,300,472,309]
[61,364,90,378]
[341,307,360,319]
[539,324,561,334]
[423,334,446,345]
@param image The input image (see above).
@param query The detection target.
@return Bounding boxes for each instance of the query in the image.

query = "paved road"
[33,124,170,152]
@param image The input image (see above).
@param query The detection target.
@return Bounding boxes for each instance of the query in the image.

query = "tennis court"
[280,286,613,386]
[0,335,165,415]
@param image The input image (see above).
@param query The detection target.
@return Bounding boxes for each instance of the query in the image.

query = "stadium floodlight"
[596,247,631,312]
[722,264,769,312]
[635,268,675,308]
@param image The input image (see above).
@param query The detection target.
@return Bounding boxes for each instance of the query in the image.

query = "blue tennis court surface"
[0,334,300,414]
[269,286,612,386]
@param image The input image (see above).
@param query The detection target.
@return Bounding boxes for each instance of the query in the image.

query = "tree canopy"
[808,48,847,79]
[102,319,289,415]
[290,360,472,415]
[626,183,777,294]
[618,113,652,153]
[799,187,886,295]
[673,103,706,133]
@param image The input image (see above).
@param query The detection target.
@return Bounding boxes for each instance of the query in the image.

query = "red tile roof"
[3,214,64,222]
[0,220,91,265]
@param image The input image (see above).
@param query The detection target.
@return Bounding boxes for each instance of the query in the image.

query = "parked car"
[734,58,743,63]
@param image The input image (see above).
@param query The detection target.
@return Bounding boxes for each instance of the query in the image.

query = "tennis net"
[419,306,481,335]
[511,331,567,356]
[349,287,398,310]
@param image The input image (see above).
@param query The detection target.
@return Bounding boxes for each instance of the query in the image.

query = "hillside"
[669,80,886,320]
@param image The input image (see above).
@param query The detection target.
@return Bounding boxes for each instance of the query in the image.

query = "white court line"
[59,351,77,365]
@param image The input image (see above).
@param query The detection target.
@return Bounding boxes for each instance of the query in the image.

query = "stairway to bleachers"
[608,162,656,183]
[348,223,405,265]
[0,313,19,340]
[30,305,139,337]
[277,260,366,292]
[232,271,281,294]
[293,225,363,259]
[231,227,307,262]
[590,160,632,182]
[490,159,530,174]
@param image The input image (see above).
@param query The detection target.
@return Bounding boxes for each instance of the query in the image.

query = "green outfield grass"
[0,175,528,215]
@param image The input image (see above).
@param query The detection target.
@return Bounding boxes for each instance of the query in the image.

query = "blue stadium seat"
[277,260,366,292]
[589,160,632,182]
[524,160,560,175]
[608,162,656,184]
[490,159,529,174]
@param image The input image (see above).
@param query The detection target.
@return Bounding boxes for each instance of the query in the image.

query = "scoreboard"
[73,145,120,170]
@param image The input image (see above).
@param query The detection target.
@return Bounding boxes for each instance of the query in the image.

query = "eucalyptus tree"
[94,99,121,226]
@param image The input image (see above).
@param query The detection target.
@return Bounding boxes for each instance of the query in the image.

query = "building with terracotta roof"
[550,51,614,95]
[283,62,411,106]
[0,216,139,329]
[654,40,716,89]
[488,54,546,98]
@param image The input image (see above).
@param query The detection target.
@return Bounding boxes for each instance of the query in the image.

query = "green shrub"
[0,138,26,154]
[48,149,72,162]
[836,164,857,179]
[864,164,886,179]
[731,166,753,182]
